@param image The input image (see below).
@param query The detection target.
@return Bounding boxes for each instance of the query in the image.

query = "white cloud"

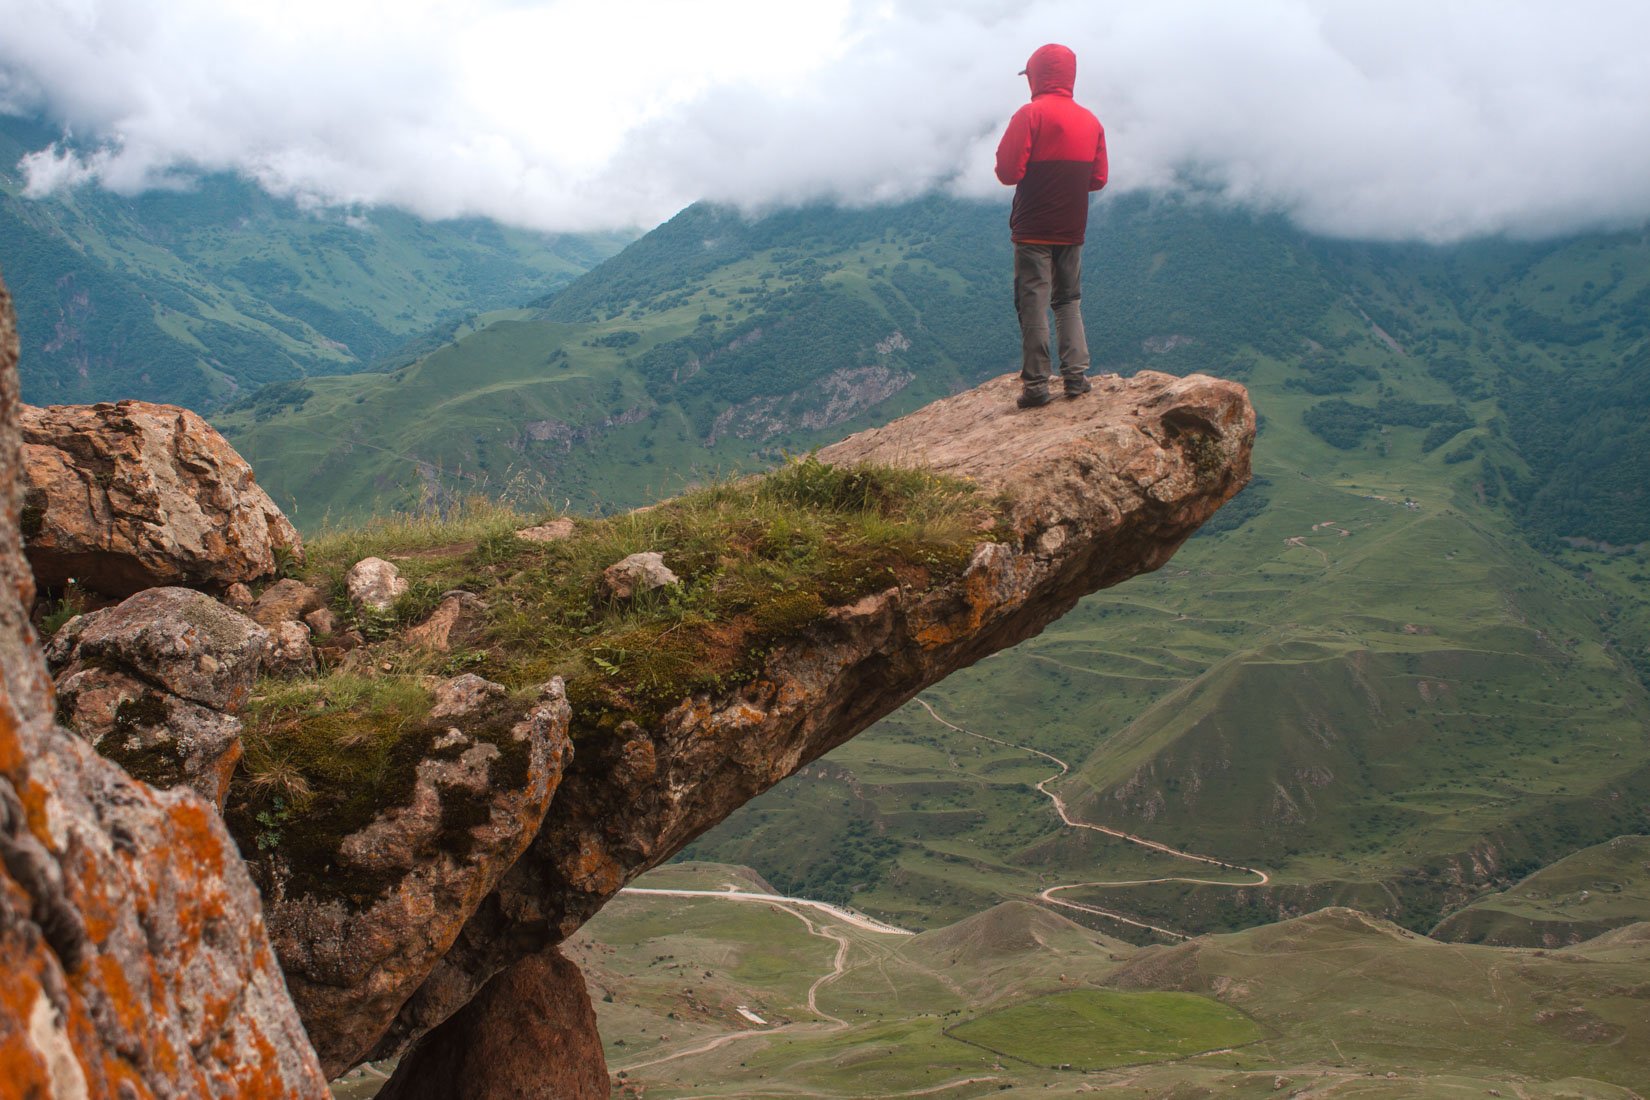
[2,0,1648,241]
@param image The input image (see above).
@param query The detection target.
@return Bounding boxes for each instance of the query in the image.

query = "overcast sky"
[2,0,1647,242]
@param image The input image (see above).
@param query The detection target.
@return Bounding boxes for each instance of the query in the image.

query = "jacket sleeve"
[1090,123,1109,192]
[995,106,1035,185]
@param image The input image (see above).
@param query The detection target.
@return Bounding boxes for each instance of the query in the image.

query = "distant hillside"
[1432,836,1650,947]
[0,113,628,410]
[219,195,1650,550]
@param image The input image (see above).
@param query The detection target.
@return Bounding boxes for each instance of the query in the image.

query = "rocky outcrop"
[52,664,245,807]
[6,273,1250,1098]
[261,678,573,1077]
[372,369,1253,1066]
[45,588,276,807]
[19,399,302,597]
[0,274,328,1093]
[374,947,608,1100]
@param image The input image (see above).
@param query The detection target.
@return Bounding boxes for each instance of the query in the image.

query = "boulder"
[265,620,317,678]
[259,681,573,1076]
[346,557,407,613]
[251,578,325,628]
[375,948,607,1100]
[53,586,269,712]
[54,664,243,807]
[0,271,329,1094]
[20,399,302,597]
[598,551,679,601]
[224,582,255,611]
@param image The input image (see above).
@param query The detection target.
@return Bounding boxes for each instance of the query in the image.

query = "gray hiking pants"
[1013,242,1090,392]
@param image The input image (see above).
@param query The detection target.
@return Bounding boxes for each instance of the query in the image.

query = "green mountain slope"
[219,199,1028,524]
[0,113,627,409]
[1431,835,1650,947]
[213,196,1391,524]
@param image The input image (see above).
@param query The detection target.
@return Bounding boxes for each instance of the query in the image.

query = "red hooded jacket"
[994,44,1108,246]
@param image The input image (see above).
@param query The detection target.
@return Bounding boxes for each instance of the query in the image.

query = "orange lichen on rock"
[0,270,329,1096]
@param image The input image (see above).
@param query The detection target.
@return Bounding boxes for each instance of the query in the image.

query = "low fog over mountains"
[3,0,1649,241]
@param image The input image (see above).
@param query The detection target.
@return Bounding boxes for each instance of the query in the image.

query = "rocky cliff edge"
[362,369,1253,1072]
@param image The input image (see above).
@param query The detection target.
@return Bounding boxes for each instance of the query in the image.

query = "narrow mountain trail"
[610,885,911,1074]
[620,887,913,935]
[911,697,1270,940]
[610,692,1277,1077]
[1283,535,1331,567]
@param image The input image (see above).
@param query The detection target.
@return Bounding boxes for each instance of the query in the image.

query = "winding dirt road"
[612,692,1277,1076]
[620,887,913,936]
[911,698,1269,941]
[611,885,911,1073]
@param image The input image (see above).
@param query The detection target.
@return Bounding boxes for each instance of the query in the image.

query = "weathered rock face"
[53,663,245,807]
[49,586,271,712]
[46,588,272,808]
[263,678,573,1077]
[375,369,1253,1063]
[374,948,607,1100]
[20,399,302,597]
[0,274,328,1093]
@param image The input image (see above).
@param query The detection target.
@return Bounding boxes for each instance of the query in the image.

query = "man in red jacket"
[995,43,1109,408]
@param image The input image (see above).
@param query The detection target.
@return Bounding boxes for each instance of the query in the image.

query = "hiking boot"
[1063,377,1093,398]
[1016,388,1053,409]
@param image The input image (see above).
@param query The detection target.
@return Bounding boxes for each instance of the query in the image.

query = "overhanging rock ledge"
[369,368,1254,1064]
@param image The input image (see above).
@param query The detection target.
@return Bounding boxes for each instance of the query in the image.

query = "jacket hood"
[1024,43,1075,98]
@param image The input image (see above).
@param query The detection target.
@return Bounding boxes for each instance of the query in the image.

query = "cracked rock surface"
[20,399,302,598]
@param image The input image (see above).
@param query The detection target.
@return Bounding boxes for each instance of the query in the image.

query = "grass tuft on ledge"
[227,456,1009,901]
